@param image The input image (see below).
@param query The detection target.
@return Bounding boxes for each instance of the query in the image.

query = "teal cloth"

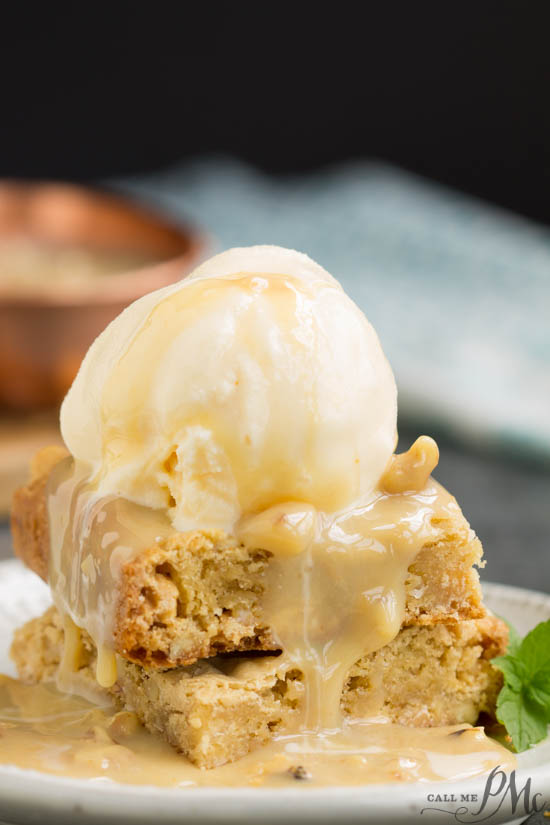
[114,159,550,463]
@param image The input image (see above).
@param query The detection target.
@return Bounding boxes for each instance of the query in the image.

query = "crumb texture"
[11,607,506,769]
[115,532,275,667]
[11,449,486,668]
[342,616,505,726]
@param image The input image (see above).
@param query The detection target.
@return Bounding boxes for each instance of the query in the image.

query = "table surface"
[0,426,548,593]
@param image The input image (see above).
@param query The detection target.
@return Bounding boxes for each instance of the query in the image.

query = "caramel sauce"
[47,456,173,690]
[239,478,457,732]
[0,676,514,787]
[2,435,515,787]
[47,438,453,721]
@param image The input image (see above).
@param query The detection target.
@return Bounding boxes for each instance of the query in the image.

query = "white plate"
[0,558,548,825]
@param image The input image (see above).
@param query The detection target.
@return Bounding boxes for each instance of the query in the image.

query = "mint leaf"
[496,685,548,753]
[493,619,550,752]
[516,620,550,721]
[503,619,522,658]
[527,673,550,720]
[518,620,550,674]
[492,654,526,692]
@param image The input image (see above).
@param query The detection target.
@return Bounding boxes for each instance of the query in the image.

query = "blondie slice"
[11,448,487,670]
[11,606,505,769]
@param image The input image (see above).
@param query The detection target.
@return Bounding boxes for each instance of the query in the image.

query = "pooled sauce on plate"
[0,676,514,787]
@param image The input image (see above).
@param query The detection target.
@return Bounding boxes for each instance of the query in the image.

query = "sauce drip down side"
[238,474,458,732]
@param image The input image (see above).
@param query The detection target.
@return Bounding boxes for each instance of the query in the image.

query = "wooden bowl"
[0,182,207,408]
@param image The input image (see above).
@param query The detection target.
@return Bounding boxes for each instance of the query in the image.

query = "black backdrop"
[2,3,550,223]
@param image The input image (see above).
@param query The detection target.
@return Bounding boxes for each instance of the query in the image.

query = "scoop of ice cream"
[61,246,397,530]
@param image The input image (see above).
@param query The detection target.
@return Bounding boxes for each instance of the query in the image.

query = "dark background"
[1,3,550,223]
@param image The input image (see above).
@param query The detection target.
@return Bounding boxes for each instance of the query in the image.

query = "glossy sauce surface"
[18,435,511,787]
[0,676,514,787]
[47,437,447,716]
[239,472,454,731]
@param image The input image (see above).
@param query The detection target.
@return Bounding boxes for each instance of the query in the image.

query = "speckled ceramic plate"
[0,558,548,825]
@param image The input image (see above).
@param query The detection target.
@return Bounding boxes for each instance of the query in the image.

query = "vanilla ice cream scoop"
[61,246,397,530]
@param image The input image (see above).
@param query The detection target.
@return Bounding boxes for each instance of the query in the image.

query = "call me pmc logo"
[421,766,547,823]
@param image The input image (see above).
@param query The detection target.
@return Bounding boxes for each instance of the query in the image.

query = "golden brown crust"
[115,533,276,666]
[11,447,487,668]
[404,527,485,624]
[11,606,508,769]
[10,445,69,581]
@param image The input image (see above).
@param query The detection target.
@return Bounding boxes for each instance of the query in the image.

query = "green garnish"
[492,619,550,752]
